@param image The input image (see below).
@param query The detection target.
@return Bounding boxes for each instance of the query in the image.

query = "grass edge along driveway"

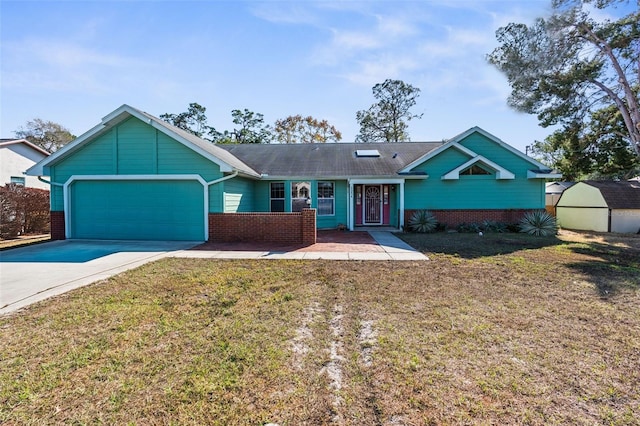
[1,231,639,425]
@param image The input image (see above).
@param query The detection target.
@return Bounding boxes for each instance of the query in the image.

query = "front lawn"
[1,232,639,424]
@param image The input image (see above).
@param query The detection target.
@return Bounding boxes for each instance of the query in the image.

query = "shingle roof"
[218,142,444,178]
[0,138,50,156]
[585,180,640,209]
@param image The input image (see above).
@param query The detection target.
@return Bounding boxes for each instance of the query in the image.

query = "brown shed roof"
[584,180,640,209]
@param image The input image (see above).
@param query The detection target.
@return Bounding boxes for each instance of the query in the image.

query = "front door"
[363,185,382,225]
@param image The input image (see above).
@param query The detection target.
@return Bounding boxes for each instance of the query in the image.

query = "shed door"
[69,179,205,241]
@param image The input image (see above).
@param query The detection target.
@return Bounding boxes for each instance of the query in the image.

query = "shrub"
[408,210,439,233]
[519,210,558,237]
[0,184,50,239]
[457,222,482,233]
[481,220,507,233]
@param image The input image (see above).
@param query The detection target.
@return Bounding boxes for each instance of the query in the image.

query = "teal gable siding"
[49,117,224,212]
[223,177,255,212]
[116,119,157,174]
[405,132,545,210]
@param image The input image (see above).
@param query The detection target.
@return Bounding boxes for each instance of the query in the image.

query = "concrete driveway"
[0,240,200,315]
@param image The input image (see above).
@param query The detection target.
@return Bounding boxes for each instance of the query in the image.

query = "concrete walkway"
[177,231,428,261]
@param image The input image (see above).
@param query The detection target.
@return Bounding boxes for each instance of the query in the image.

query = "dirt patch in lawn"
[1,233,639,425]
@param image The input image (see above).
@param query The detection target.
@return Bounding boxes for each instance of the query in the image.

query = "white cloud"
[1,38,148,93]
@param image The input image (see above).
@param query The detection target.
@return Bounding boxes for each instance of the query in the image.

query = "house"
[0,139,50,189]
[556,180,640,233]
[545,181,575,215]
[26,104,560,243]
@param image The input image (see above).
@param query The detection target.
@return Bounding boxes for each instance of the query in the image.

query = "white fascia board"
[259,175,427,181]
[528,170,563,179]
[399,142,476,173]
[442,155,515,180]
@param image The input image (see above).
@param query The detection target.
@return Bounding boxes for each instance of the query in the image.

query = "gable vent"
[356,149,380,157]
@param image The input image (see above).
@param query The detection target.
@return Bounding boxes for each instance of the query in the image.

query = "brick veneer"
[405,209,534,228]
[50,211,65,240]
[209,209,317,246]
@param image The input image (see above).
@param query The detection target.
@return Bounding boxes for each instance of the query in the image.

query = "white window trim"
[317,181,335,217]
[270,182,285,212]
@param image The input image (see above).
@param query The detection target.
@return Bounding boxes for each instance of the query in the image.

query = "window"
[291,181,310,212]
[317,182,334,216]
[460,164,491,175]
[270,182,285,212]
[10,176,25,186]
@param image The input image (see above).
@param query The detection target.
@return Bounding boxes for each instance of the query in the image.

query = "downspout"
[206,170,238,187]
[38,176,64,187]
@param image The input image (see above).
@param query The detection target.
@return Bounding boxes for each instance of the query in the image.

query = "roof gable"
[0,139,50,157]
[400,126,558,180]
[442,155,515,180]
[26,105,259,178]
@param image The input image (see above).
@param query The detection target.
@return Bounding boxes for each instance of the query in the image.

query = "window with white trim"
[317,181,334,216]
[460,164,491,175]
[270,182,285,212]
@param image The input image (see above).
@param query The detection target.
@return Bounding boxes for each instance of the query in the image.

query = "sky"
[0,0,584,153]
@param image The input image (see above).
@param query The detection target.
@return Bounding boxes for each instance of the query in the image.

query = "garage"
[68,178,205,241]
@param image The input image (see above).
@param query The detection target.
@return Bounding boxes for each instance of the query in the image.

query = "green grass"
[1,232,639,425]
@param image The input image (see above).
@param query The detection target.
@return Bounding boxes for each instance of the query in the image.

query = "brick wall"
[50,211,65,240]
[405,209,534,229]
[209,209,317,246]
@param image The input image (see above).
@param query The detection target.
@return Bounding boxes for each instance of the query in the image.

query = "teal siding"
[316,180,347,229]
[405,132,545,210]
[49,117,223,213]
[253,181,270,212]
[223,177,255,212]
[70,179,204,240]
[116,119,157,174]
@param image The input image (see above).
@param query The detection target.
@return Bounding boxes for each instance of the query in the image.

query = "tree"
[532,105,640,180]
[160,102,211,139]
[274,115,342,143]
[355,79,423,143]
[14,119,75,153]
[228,109,273,144]
[487,0,640,168]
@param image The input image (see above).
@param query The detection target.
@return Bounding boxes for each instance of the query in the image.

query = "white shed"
[556,180,640,233]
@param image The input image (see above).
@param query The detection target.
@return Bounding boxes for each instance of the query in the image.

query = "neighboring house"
[26,105,560,242]
[0,139,50,189]
[545,181,575,215]
[556,180,640,233]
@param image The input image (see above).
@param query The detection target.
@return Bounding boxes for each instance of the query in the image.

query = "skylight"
[355,149,380,157]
